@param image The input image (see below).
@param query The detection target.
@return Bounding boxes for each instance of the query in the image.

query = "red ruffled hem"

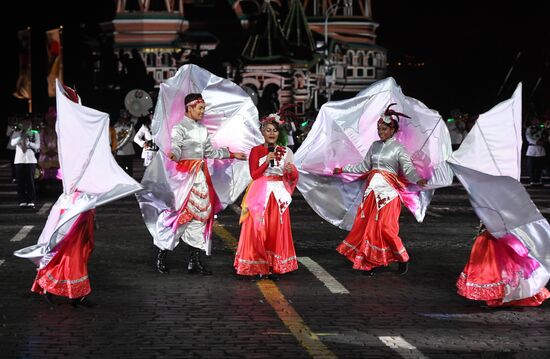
[234,260,269,276]
[235,192,298,276]
[234,252,298,276]
[32,273,91,299]
[271,258,298,274]
[487,287,550,307]
[457,272,550,307]
[337,239,409,271]
[456,272,506,301]
[30,210,95,299]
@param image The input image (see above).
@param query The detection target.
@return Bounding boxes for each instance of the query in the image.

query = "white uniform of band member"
[134,123,157,167]
[11,120,40,207]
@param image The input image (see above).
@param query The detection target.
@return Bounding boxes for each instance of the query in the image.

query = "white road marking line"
[10,225,34,242]
[0,259,5,267]
[1,191,18,195]
[38,202,53,215]
[379,336,429,359]
[298,257,350,294]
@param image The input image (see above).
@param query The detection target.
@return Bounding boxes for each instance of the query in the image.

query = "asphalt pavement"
[1,159,549,358]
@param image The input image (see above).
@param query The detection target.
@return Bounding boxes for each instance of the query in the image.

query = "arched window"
[375,53,382,67]
[367,52,374,66]
[146,53,157,67]
[357,51,365,67]
[161,53,171,66]
[334,44,343,62]
[346,50,354,66]
[259,83,280,117]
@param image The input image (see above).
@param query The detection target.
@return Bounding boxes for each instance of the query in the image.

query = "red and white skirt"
[337,192,408,271]
[32,210,95,299]
[457,230,549,307]
[234,193,298,276]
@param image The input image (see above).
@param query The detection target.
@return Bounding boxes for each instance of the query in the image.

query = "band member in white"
[11,115,40,208]
[134,111,158,167]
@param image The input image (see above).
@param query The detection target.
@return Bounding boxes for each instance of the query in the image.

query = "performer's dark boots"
[363,268,376,276]
[43,292,56,306]
[187,249,195,273]
[397,261,409,275]
[259,273,278,281]
[187,247,212,275]
[156,249,169,274]
[71,297,96,308]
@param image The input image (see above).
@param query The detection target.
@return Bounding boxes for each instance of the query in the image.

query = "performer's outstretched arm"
[249,146,269,180]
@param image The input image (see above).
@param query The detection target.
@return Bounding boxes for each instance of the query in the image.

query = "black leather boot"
[188,248,212,275]
[43,292,56,306]
[262,273,278,281]
[397,262,409,275]
[363,268,376,276]
[195,250,213,275]
[156,249,169,274]
[187,248,196,274]
[71,296,96,308]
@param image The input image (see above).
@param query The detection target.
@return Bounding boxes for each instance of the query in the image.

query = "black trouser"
[527,156,545,184]
[116,155,134,177]
[8,150,16,180]
[15,163,36,203]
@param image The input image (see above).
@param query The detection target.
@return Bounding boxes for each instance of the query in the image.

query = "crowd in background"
[445,110,479,151]
[525,111,550,185]
[446,108,550,186]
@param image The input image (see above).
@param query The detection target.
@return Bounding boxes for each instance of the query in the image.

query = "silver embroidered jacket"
[343,137,420,183]
[171,116,230,160]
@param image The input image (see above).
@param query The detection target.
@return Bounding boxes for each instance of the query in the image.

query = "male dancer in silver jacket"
[157,93,246,274]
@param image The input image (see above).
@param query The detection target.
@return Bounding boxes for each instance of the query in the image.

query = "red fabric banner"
[13,29,32,100]
[46,28,63,98]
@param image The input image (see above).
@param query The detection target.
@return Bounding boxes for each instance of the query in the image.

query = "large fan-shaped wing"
[449,84,522,180]
[295,77,453,229]
[14,79,143,266]
[149,64,262,207]
[137,65,262,250]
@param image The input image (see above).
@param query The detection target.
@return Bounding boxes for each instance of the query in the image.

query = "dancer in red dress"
[447,84,549,308]
[234,115,299,279]
[31,194,96,306]
[334,105,427,275]
[14,81,142,308]
[457,224,550,308]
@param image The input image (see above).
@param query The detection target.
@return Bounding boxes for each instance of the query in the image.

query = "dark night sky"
[3,0,550,117]
[373,0,550,116]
